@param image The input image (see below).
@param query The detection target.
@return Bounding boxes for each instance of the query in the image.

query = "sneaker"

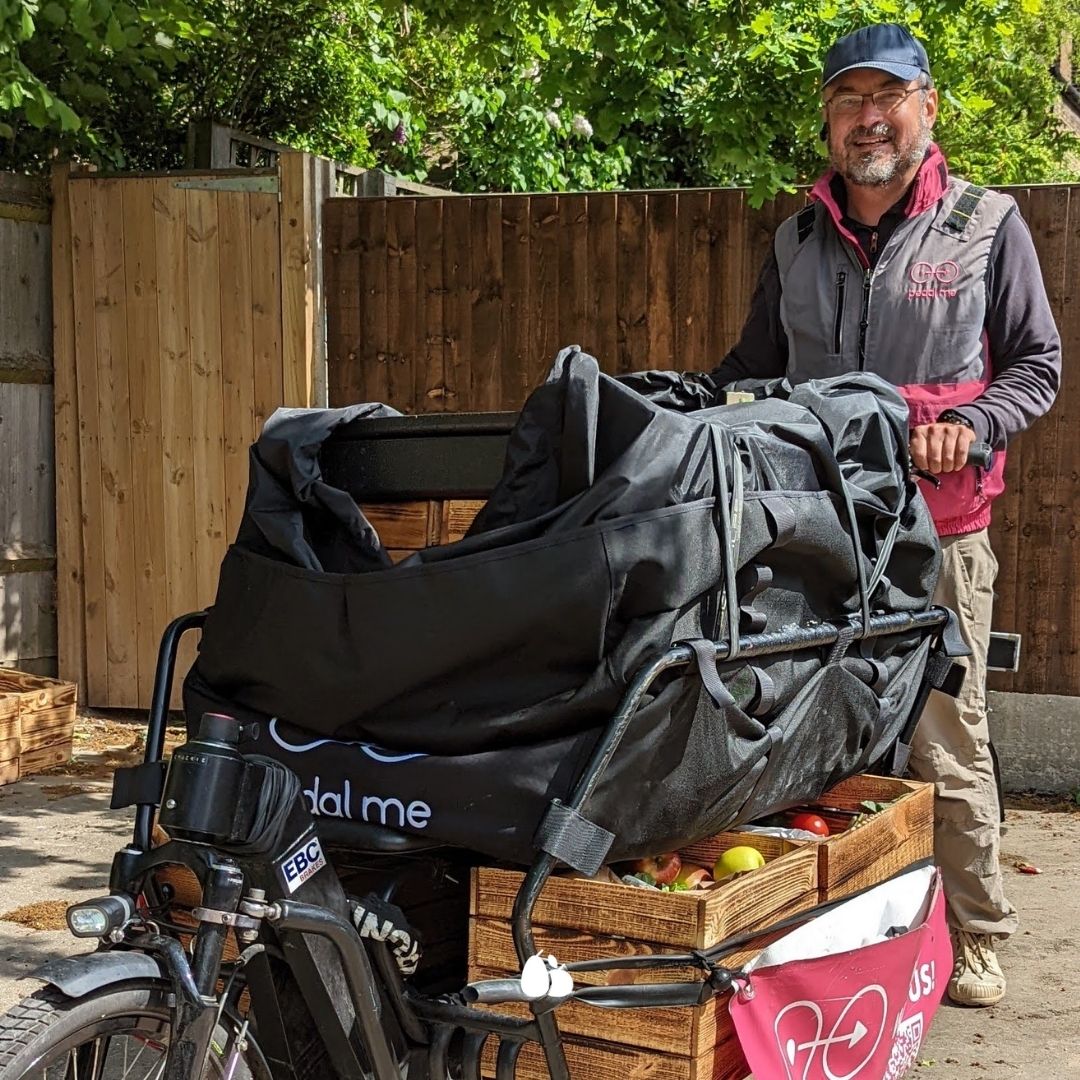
[948,929,1006,1006]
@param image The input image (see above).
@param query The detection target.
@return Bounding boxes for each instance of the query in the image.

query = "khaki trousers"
[908,528,1018,938]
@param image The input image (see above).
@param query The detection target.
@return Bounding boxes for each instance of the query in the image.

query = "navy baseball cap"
[822,23,931,87]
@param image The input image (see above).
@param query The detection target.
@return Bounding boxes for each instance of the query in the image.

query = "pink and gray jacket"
[713,145,1061,536]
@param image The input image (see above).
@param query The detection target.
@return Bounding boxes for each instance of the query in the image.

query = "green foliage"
[0,0,208,170]
[1,0,1077,199]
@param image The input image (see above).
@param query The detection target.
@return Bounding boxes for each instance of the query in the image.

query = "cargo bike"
[0,355,989,1080]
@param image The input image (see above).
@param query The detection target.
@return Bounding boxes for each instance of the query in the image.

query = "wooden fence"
[324,186,1080,698]
[0,173,54,676]
[52,154,337,708]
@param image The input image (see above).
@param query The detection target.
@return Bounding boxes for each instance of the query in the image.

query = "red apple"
[673,863,712,890]
[789,812,830,837]
[629,852,682,886]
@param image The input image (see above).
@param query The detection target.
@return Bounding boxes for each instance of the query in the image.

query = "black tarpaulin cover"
[184,349,941,865]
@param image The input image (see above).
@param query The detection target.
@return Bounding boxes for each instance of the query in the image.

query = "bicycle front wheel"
[0,981,269,1080]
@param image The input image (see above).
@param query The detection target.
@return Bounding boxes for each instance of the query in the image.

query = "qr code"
[884,1012,925,1080]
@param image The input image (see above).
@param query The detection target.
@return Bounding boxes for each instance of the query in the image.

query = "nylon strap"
[685,638,736,710]
[110,761,167,810]
[533,800,614,877]
[796,205,816,243]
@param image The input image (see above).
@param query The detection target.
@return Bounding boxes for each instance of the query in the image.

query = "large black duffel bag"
[184,348,940,865]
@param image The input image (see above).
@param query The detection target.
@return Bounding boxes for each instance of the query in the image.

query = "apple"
[629,852,682,886]
[713,846,766,881]
[673,863,712,890]
[789,812,830,837]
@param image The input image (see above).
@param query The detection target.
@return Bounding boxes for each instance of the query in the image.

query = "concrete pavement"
[1,737,1078,1078]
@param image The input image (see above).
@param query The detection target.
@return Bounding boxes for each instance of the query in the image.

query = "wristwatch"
[937,409,975,431]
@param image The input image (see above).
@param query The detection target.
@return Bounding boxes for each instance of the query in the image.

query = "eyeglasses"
[826,85,922,116]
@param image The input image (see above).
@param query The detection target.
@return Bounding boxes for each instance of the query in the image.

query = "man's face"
[823,68,938,186]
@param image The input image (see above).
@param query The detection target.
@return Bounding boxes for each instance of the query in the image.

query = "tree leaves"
[0,0,1077,197]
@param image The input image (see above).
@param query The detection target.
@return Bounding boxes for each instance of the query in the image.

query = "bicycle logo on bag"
[773,984,889,1080]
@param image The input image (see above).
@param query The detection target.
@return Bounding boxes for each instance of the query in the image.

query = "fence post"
[49,163,86,692]
[279,151,320,407]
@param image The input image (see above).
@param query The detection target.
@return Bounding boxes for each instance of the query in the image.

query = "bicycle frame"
[105,605,953,1080]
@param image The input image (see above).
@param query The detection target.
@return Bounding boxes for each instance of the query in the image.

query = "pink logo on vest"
[907,260,960,300]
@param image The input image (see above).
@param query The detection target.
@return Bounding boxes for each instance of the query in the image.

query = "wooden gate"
[53,155,326,708]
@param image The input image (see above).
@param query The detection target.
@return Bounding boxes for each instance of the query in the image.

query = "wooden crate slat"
[480,1030,750,1080]
[469,966,718,1055]
[0,736,19,763]
[16,713,75,753]
[440,500,485,544]
[18,743,71,777]
[361,502,434,550]
[472,843,816,951]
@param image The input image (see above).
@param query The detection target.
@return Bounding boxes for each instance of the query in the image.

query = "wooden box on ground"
[469,833,819,1080]
[0,668,77,785]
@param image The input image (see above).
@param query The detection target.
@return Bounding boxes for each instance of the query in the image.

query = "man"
[712,23,1061,1006]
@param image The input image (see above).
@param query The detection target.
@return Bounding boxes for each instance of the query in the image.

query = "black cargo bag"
[185,348,940,865]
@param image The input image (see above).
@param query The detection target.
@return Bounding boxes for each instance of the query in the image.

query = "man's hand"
[910,422,977,474]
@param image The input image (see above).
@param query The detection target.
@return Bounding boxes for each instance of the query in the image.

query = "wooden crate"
[362,499,485,562]
[0,668,77,785]
[469,833,818,1079]
[803,774,935,903]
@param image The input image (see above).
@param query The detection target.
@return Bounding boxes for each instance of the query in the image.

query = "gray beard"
[831,118,931,186]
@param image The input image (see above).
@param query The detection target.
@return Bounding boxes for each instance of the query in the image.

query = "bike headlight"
[66,895,134,939]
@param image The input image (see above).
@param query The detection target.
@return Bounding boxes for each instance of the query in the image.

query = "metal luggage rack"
[129,602,956,1080]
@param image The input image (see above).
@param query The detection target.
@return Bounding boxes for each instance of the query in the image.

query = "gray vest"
[774,180,1015,390]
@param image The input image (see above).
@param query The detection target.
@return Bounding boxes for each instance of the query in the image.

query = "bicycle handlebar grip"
[967,442,993,470]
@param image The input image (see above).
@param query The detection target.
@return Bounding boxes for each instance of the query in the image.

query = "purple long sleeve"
[951,209,1062,448]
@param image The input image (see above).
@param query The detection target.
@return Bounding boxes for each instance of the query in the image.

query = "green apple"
[713,845,766,881]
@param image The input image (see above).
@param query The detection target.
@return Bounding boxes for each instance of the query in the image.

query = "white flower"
[545,110,562,130]
[571,115,593,139]
[154,32,174,48]
[552,97,563,108]
[523,61,541,81]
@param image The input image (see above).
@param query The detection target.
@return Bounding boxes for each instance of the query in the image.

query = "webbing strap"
[942,183,987,235]
[826,623,856,666]
[533,800,614,877]
[110,761,167,810]
[747,667,776,717]
[685,638,736,710]
[796,205,817,243]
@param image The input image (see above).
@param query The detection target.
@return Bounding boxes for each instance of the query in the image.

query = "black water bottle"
[158,712,255,844]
